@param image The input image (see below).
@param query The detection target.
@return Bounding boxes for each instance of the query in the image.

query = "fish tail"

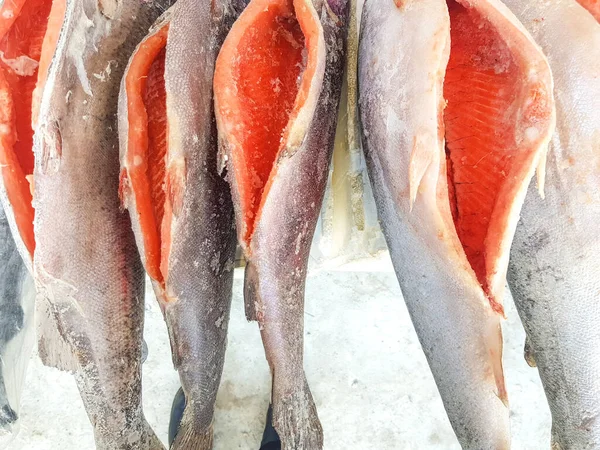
[35,297,79,372]
[170,410,213,450]
[272,375,323,450]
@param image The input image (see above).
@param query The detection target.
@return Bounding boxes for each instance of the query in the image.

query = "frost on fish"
[0,205,34,444]
[359,0,554,448]
[214,0,349,447]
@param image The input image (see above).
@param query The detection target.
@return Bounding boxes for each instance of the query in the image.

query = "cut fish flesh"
[578,0,600,21]
[0,0,63,263]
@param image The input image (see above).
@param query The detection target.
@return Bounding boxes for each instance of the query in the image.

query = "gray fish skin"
[0,205,33,435]
[118,0,246,448]
[502,1,600,448]
[32,0,174,447]
[215,0,349,447]
[163,1,246,448]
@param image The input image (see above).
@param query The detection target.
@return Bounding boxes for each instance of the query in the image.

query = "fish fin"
[486,319,508,407]
[36,297,78,372]
[524,335,537,368]
[243,262,258,322]
[272,375,323,449]
[170,409,213,450]
[535,148,547,199]
[166,159,187,218]
[164,303,182,369]
[408,132,436,210]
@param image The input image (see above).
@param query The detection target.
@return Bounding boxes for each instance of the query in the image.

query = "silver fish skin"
[32,0,174,447]
[215,0,349,447]
[0,205,34,437]
[359,0,554,448]
[502,1,600,448]
[118,0,246,448]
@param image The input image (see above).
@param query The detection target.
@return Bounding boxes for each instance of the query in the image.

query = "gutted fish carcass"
[0,0,64,266]
[214,0,349,447]
[118,0,248,448]
[359,0,555,448]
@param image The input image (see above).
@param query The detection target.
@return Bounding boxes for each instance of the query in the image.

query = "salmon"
[214,0,349,447]
[32,0,173,446]
[0,204,34,439]
[118,0,247,448]
[358,0,555,448]
[501,1,600,447]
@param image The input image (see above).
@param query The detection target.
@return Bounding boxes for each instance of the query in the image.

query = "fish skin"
[32,0,174,447]
[502,1,600,447]
[216,0,349,447]
[0,204,34,436]
[118,0,246,448]
[357,0,555,447]
[162,0,247,447]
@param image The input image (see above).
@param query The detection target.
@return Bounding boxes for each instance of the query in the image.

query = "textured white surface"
[5,257,550,449]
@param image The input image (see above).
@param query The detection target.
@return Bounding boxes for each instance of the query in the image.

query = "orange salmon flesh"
[214,0,320,247]
[0,0,64,257]
[443,0,550,313]
[122,23,169,288]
